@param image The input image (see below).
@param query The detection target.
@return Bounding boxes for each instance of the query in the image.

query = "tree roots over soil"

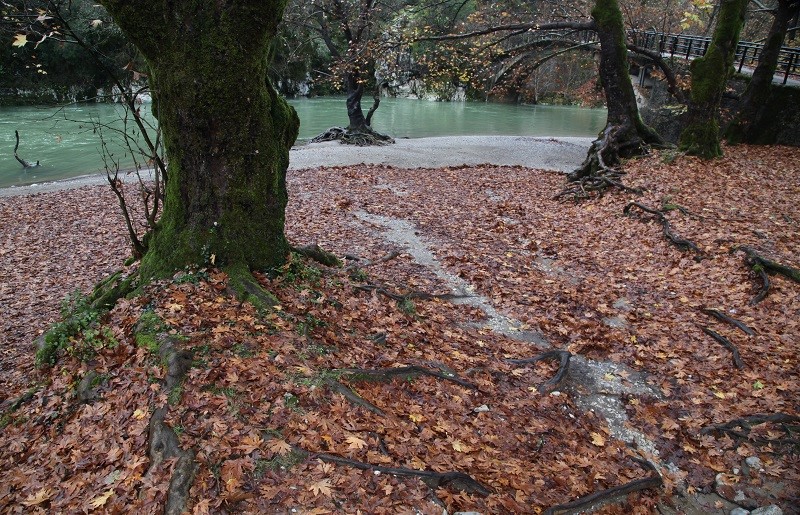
[311,126,395,146]
[623,202,702,255]
[557,125,649,200]
[297,447,494,496]
[734,245,800,305]
[700,307,755,335]
[701,413,800,449]
[700,326,745,369]
[543,458,662,515]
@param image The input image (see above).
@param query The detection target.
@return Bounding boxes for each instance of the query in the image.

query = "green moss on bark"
[679,0,748,158]
[102,1,299,283]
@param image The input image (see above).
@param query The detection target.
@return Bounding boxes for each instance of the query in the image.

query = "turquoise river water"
[0,97,605,188]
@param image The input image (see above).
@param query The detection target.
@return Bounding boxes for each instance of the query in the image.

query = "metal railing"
[630,30,800,85]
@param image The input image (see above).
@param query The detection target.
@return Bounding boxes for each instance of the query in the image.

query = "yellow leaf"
[133,408,147,419]
[713,390,726,399]
[22,487,53,506]
[409,413,424,423]
[267,438,292,456]
[89,489,114,508]
[346,435,368,450]
[451,439,471,452]
[309,478,333,497]
[590,432,606,447]
[12,34,28,47]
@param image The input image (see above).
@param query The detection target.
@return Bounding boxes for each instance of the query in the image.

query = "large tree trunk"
[725,0,800,144]
[570,0,662,182]
[345,71,369,131]
[679,0,748,158]
[100,0,299,281]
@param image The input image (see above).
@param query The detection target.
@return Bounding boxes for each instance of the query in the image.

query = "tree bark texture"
[571,0,662,179]
[345,71,369,131]
[679,0,748,158]
[725,0,800,144]
[100,0,299,279]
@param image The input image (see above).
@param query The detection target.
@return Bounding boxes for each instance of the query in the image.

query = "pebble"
[472,404,490,413]
[730,508,750,515]
[751,506,783,515]
[745,456,763,470]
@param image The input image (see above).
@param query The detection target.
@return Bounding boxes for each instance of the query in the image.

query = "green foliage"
[254,448,307,476]
[278,253,322,286]
[134,310,168,355]
[295,313,326,336]
[397,297,416,315]
[35,291,116,367]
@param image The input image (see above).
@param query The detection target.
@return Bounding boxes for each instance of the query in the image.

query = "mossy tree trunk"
[99,0,299,281]
[570,0,662,180]
[679,0,748,158]
[725,0,800,144]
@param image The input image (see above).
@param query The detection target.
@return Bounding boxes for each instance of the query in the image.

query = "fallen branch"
[544,458,662,515]
[14,130,40,168]
[700,307,755,335]
[324,378,386,417]
[699,326,744,369]
[506,350,571,392]
[336,365,478,391]
[623,202,701,254]
[307,449,493,496]
[734,246,800,304]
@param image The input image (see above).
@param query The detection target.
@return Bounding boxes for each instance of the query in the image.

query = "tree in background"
[98,0,299,297]
[725,0,800,144]
[414,0,666,194]
[284,0,400,144]
[678,0,749,158]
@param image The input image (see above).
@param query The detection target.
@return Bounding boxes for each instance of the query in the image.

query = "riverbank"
[0,136,593,197]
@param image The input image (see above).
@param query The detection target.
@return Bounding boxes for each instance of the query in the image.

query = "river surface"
[0,97,605,188]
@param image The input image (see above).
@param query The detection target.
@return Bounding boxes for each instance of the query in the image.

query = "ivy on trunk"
[100,0,299,281]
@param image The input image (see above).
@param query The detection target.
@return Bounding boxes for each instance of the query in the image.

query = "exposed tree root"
[311,126,395,146]
[324,378,386,417]
[623,202,702,255]
[302,448,493,496]
[292,243,342,267]
[543,458,662,515]
[734,246,800,305]
[699,326,744,369]
[146,334,197,515]
[506,350,572,393]
[700,413,800,448]
[344,251,401,271]
[353,283,471,303]
[700,307,755,335]
[336,365,478,391]
[225,264,281,311]
[556,125,645,200]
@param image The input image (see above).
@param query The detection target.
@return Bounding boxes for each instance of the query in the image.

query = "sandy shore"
[0,135,592,197]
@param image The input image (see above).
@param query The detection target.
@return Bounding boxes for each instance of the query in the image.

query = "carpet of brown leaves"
[0,144,798,514]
